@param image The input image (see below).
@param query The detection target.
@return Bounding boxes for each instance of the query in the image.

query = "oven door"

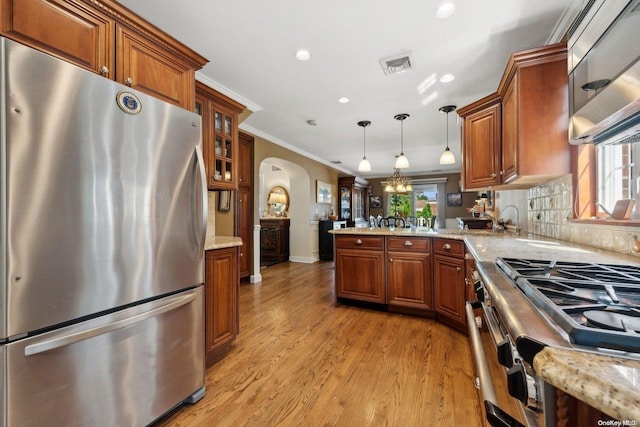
[466,301,529,427]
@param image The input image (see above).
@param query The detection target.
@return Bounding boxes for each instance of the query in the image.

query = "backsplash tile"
[527,175,640,257]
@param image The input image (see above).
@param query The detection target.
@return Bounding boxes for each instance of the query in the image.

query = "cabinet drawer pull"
[125,77,133,87]
[99,65,109,76]
[457,267,462,272]
[403,240,413,247]
[354,239,363,245]
[443,243,451,250]
[491,173,497,178]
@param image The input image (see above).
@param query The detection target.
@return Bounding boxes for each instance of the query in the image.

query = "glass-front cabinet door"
[338,176,370,227]
[195,81,245,191]
[340,185,351,220]
[353,186,366,223]
[212,107,235,188]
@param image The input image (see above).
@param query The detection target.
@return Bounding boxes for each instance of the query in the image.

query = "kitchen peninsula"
[330,227,640,423]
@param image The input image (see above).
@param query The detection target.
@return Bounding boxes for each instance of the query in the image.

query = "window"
[386,183,443,225]
[596,142,638,218]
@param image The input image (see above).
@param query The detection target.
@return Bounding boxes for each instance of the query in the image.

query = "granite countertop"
[204,234,242,251]
[534,347,640,421]
[331,226,640,419]
[329,226,472,238]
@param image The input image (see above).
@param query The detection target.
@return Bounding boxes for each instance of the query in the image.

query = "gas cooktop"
[495,257,640,353]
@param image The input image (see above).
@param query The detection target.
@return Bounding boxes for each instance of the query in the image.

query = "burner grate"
[497,257,640,353]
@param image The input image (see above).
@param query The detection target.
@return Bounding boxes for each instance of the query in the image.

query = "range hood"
[569,0,640,145]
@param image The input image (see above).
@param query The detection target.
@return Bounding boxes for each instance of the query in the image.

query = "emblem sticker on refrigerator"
[116,91,142,114]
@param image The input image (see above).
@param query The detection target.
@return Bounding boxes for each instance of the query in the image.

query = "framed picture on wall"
[316,180,332,204]
[218,190,231,211]
[447,192,462,206]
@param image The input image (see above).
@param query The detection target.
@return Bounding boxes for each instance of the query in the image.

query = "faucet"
[501,205,521,235]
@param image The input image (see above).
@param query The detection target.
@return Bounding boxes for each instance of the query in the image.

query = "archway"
[254,158,313,279]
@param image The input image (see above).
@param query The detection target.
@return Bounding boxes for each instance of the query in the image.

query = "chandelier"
[384,168,413,193]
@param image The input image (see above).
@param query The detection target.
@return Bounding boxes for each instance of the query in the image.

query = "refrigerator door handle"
[24,291,197,356]
[192,145,208,258]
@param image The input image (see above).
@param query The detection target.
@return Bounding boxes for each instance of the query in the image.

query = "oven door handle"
[485,401,526,427]
[466,302,526,427]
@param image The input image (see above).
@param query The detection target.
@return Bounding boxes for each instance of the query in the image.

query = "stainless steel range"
[466,256,640,427]
[496,257,640,355]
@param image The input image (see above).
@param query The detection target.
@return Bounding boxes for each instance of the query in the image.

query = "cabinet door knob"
[403,240,413,246]
[99,66,109,76]
[457,267,462,272]
[389,258,393,263]
[354,239,363,245]
[443,243,451,250]
[491,173,497,178]
[125,77,133,87]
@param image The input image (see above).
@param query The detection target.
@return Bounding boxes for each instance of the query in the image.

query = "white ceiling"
[119,0,582,178]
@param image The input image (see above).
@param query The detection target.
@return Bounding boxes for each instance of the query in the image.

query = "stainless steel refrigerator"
[0,36,208,426]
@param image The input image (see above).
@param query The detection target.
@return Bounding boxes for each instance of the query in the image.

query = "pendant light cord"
[363,125,367,156]
[400,120,404,154]
[445,111,449,149]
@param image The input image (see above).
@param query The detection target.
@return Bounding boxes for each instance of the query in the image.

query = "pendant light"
[394,113,410,169]
[439,105,456,165]
[357,120,371,172]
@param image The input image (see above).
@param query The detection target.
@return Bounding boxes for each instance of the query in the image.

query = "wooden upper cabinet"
[501,76,519,182]
[459,42,569,191]
[238,132,253,188]
[1,0,207,110]
[116,25,196,109]
[497,42,570,186]
[1,0,115,75]
[459,93,502,190]
[196,81,245,190]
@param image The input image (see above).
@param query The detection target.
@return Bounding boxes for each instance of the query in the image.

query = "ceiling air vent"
[379,52,414,76]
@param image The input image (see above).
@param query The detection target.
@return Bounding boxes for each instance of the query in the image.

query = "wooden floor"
[154,261,484,427]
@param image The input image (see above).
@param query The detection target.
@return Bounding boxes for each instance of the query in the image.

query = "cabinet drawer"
[335,235,383,250]
[433,238,464,257]
[387,237,431,252]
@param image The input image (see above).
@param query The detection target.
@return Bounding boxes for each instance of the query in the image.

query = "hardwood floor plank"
[154,261,483,427]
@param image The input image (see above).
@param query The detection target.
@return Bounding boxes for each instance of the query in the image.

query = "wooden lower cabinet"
[465,251,479,302]
[260,218,290,266]
[236,187,251,279]
[204,247,239,367]
[433,238,466,332]
[554,388,615,426]
[334,234,468,330]
[335,235,385,303]
[386,237,432,312]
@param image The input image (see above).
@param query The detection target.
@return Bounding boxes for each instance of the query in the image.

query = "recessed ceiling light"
[296,49,311,61]
[440,73,455,83]
[436,2,456,19]
[338,97,350,104]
